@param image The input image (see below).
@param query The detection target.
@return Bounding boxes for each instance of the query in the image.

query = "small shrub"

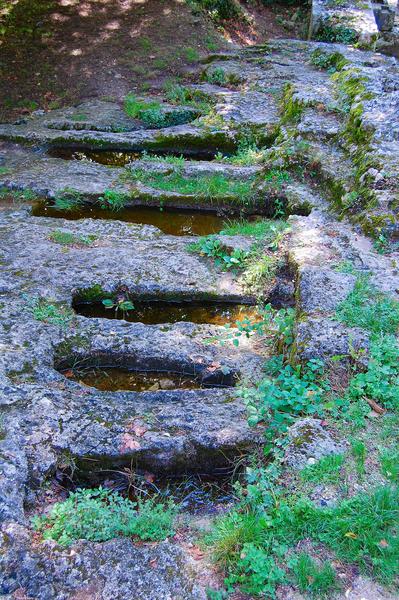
[315,21,358,44]
[193,0,242,22]
[32,487,177,546]
[206,67,227,86]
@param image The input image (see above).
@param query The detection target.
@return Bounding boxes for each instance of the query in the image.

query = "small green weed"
[310,49,348,73]
[102,297,134,318]
[53,188,84,211]
[221,140,267,166]
[205,67,226,86]
[141,152,185,167]
[32,487,177,547]
[124,93,195,127]
[350,439,366,477]
[300,453,345,485]
[345,334,399,414]
[138,37,152,51]
[183,46,199,62]
[164,83,214,113]
[124,93,161,119]
[0,186,38,202]
[25,296,73,328]
[379,449,399,483]
[99,189,128,211]
[48,230,97,247]
[204,67,241,87]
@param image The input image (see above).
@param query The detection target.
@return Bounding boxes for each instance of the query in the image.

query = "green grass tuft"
[300,453,345,485]
[336,276,399,334]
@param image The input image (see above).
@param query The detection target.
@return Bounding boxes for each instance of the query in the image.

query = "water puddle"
[32,201,224,236]
[48,148,220,165]
[74,300,260,326]
[62,367,235,392]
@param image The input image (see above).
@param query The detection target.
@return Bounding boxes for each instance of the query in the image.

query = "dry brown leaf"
[120,434,140,451]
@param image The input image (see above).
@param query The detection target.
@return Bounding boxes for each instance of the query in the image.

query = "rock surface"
[284,418,346,470]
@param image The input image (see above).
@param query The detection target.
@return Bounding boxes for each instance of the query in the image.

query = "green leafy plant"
[242,358,329,442]
[189,235,249,271]
[102,296,135,317]
[205,67,226,86]
[164,83,214,113]
[124,93,161,119]
[225,543,285,596]
[99,189,128,211]
[25,295,74,328]
[315,21,358,44]
[32,487,177,546]
[347,334,399,412]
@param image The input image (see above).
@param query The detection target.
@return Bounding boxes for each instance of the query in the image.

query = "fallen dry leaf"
[120,434,140,452]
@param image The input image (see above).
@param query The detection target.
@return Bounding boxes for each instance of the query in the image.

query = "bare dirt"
[0,0,306,122]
